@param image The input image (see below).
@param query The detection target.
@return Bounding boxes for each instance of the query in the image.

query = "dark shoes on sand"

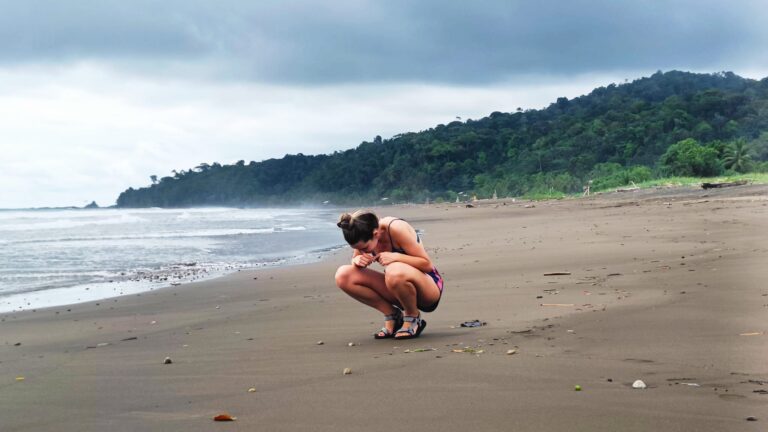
[374,310,426,340]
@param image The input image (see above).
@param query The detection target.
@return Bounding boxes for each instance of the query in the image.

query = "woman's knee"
[384,262,412,288]
[335,264,357,289]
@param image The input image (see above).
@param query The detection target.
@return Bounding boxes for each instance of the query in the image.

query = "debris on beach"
[460,320,487,327]
[343,368,352,375]
[632,380,647,389]
[15,376,25,381]
[213,413,236,421]
[543,272,571,276]
[86,342,111,349]
[452,347,484,354]
[574,385,582,391]
[701,180,749,189]
[746,416,758,422]
[739,332,762,336]
[164,357,173,364]
[348,342,356,347]
[540,303,575,307]
[405,348,436,353]
[248,388,256,393]
[316,341,324,345]
[506,349,517,355]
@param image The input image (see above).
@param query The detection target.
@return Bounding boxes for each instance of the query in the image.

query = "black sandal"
[374,309,403,339]
[394,314,427,339]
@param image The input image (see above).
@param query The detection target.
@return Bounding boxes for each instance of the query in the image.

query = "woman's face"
[352,230,380,253]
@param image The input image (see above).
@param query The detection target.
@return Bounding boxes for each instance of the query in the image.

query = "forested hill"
[117,71,768,207]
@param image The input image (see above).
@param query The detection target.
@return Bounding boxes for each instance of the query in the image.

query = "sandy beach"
[1,185,767,431]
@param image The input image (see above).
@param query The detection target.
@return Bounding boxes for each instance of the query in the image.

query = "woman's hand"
[375,252,399,266]
[352,253,376,268]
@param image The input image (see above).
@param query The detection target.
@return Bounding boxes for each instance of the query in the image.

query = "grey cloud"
[1,0,766,83]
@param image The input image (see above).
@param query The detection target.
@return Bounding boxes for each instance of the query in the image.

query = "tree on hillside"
[660,138,722,177]
[722,139,752,172]
[749,132,768,161]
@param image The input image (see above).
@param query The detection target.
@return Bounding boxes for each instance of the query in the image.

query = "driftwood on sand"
[616,181,639,192]
[701,180,749,189]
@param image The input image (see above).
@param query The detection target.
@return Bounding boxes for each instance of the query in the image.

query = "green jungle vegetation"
[116,71,768,207]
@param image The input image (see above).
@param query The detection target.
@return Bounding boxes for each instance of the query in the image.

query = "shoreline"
[0,243,347,315]
[1,184,766,431]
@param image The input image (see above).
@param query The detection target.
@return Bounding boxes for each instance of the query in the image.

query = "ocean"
[0,207,344,313]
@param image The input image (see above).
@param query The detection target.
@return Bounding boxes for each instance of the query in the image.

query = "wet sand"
[1,185,767,431]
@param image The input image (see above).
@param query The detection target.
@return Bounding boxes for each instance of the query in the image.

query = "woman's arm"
[377,220,434,272]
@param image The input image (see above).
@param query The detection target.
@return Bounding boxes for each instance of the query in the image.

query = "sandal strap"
[397,315,421,335]
[396,326,416,335]
[376,310,403,336]
[383,309,403,322]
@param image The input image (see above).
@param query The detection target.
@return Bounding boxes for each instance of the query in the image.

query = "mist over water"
[0,207,343,312]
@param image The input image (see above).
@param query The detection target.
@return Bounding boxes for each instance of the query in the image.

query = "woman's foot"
[394,314,427,339]
[374,309,403,339]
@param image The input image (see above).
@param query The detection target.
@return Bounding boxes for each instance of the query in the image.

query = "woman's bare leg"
[383,262,441,336]
[335,265,402,334]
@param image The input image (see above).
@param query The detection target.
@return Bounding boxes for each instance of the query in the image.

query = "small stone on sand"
[248,388,256,393]
[506,349,517,355]
[164,357,173,364]
[317,341,324,345]
[632,379,647,389]
[343,368,352,375]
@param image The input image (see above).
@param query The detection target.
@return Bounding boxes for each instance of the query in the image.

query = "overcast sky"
[2,0,767,208]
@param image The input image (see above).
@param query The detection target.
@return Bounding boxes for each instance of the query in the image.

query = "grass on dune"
[517,172,768,201]
[591,172,768,195]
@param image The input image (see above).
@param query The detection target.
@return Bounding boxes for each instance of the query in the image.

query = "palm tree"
[723,139,752,172]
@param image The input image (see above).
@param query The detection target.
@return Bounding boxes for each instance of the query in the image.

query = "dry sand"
[1,185,767,431]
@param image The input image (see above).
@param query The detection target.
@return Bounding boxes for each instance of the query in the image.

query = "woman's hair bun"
[337,213,352,229]
[337,210,378,245]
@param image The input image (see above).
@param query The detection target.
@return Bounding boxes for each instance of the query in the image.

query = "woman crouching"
[334,210,444,339]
